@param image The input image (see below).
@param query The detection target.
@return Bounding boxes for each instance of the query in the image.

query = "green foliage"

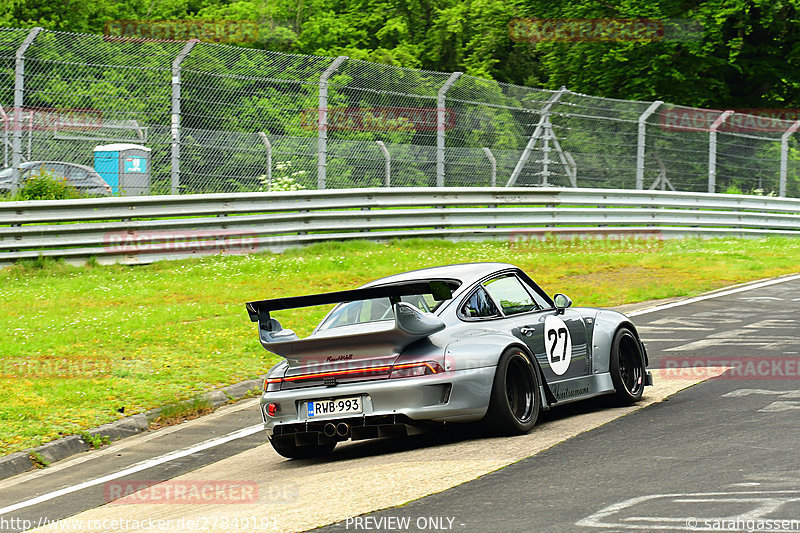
[78,431,111,449]
[10,169,81,201]
[28,451,49,468]
[153,397,213,426]
[4,0,800,109]
[17,255,65,270]
[259,161,308,191]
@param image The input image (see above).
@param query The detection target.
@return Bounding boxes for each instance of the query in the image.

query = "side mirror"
[553,293,573,315]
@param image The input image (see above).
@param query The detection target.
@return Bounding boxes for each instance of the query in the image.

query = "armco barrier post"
[436,72,462,187]
[11,27,42,194]
[170,39,198,195]
[317,56,347,190]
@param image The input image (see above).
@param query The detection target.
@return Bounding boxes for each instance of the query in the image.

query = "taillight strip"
[391,362,442,374]
[283,365,393,382]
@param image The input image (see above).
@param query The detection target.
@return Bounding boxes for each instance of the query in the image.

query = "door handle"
[519,326,535,336]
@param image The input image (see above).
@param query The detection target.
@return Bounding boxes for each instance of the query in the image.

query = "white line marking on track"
[577,490,800,530]
[628,274,800,317]
[759,401,800,412]
[0,424,262,517]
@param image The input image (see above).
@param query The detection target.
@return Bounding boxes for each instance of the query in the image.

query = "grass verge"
[1,236,799,455]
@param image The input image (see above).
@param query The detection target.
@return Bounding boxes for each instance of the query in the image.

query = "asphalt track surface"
[0,274,798,533]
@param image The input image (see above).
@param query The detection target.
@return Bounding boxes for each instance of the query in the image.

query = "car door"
[481,274,590,383]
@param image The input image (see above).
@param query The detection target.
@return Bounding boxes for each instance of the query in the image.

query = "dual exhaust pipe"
[323,422,350,438]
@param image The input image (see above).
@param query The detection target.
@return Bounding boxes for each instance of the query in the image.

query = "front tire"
[609,327,646,404]
[483,347,541,435]
[269,436,336,459]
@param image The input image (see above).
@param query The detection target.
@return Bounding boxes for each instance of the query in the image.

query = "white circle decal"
[544,315,572,375]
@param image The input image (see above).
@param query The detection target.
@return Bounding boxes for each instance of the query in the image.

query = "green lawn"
[1,236,799,455]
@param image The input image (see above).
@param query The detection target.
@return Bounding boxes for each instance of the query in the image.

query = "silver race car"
[246,263,652,458]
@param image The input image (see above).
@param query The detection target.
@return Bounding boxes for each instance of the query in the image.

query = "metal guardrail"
[2,188,799,266]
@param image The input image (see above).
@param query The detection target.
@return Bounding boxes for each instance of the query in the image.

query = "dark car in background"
[0,161,112,196]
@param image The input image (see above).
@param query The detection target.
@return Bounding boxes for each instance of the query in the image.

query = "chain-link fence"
[1,26,799,197]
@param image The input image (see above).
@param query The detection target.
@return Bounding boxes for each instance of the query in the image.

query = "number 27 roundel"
[544,315,572,375]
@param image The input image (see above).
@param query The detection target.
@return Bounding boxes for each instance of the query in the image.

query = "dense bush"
[11,170,81,201]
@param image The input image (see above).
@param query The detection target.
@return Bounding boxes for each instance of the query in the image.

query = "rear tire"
[269,437,336,459]
[483,347,541,435]
[609,327,646,404]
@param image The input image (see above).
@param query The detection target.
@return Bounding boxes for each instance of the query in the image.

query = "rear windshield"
[317,293,444,331]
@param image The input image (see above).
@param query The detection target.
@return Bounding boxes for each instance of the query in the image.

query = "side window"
[519,277,552,309]
[461,287,501,319]
[483,276,538,315]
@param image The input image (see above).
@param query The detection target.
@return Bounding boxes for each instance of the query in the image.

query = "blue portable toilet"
[94,144,151,196]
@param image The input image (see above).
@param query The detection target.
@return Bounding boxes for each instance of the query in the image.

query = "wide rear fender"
[591,310,647,373]
[444,331,556,406]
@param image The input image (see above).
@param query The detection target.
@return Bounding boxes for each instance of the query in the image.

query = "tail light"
[390,361,444,379]
[264,378,282,392]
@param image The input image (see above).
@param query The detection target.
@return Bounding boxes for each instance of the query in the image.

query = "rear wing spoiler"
[245,279,460,327]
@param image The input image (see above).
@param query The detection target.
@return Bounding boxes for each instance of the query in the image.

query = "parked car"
[247,262,653,459]
[0,161,112,196]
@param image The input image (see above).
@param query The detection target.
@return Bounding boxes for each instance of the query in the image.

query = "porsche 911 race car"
[246,263,652,458]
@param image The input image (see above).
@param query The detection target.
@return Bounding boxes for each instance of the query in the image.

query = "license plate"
[307,396,362,418]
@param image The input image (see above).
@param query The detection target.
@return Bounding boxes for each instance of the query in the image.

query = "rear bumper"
[260,366,495,437]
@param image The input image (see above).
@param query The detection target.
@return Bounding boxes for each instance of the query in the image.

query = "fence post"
[482,147,497,187]
[541,115,552,186]
[170,39,198,195]
[636,100,663,190]
[436,72,462,187]
[11,27,42,194]
[780,121,800,197]
[376,141,390,187]
[507,87,566,187]
[0,105,9,168]
[318,56,348,190]
[708,110,734,193]
[258,132,272,189]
